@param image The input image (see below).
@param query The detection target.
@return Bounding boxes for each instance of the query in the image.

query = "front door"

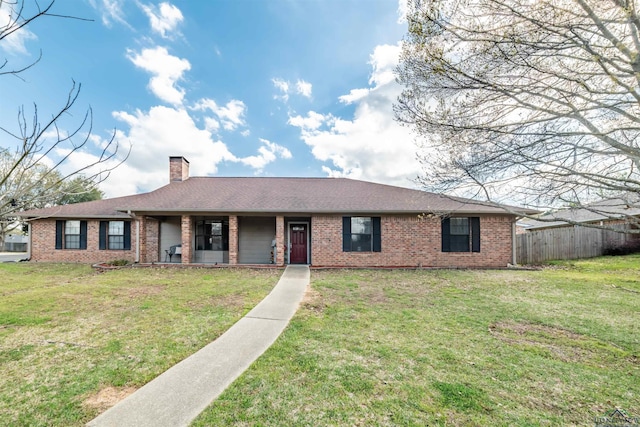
[289,224,308,264]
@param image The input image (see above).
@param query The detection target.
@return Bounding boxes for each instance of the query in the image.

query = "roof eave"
[121,208,521,215]
[20,214,132,221]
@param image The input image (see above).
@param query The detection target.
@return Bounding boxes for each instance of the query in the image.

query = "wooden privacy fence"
[516,224,635,264]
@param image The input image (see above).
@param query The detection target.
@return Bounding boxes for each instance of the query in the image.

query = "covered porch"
[146,214,311,266]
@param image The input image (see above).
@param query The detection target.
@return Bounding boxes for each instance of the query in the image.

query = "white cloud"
[288,43,421,188]
[105,105,235,195]
[192,98,247,131]
[272,78,290,102]
[96,104,290,196]
[127,46,191,105]
[272,77,313,102]
[272,78,289,92]
[204,117,220,132]
[238,138,292,170]
[339,88,370,105]
[295,79,313,98]
[368,43,401,86]
[397,0,408,24]
[287,111,326,131]
[141,2,184,38]
[0,2,37,55]
[90,0,131,28]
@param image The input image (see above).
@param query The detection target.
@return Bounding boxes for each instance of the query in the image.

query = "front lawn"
[0,264,279,426]
[193,256,640,426]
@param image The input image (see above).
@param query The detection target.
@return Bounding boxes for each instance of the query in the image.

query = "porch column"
[181,215,192,264]
[276,215,285,266]
[145,217,160,263]
[138,216,147,263]
[229,215,238,265]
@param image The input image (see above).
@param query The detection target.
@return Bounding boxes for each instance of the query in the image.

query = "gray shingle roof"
[18,177,536,219]
[518,197,640,230]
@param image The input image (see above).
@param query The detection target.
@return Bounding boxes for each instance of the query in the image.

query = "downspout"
[128,210,140,264]
[512,219,517,266]
[136,219,140,263]
[27,221,32,260]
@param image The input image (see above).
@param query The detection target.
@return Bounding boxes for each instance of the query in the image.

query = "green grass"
[193,255,640,426]
[0,263,279,426]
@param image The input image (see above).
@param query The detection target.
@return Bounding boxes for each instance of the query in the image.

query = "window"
[108,221,125,249]
[195,220,228,251]
[55,220,87,250]
[99,221,131,250]
[441,217,480,252]
[65,220,81,249]
[342,216,381,252]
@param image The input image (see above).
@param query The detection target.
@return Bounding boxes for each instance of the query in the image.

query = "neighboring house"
[517,198,640,232]
[516,198,640,264]
[2,234,28,252]
[18,156,536,268]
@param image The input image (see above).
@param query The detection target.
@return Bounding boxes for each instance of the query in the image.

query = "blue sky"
[0,0,419,198]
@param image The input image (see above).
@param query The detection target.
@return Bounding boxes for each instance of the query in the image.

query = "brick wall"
[29,213,515,268]
[30,219,138,264]
[311,214,514,268]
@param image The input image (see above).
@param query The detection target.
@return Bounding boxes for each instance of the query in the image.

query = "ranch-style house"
[18,156,536,268]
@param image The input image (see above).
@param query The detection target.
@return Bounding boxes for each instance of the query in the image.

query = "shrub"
[105,259,130,266]
[603,239,640,256]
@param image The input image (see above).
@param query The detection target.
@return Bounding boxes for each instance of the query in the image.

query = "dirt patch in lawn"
[301,287,326,314]
[83,386,137,412]
[488,321,625,363]
[115,285,168,299]
[184,294,247,311]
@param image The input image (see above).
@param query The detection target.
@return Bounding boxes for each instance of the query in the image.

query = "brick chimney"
[169,156,190,182]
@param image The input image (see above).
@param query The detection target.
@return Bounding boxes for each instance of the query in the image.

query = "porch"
[151,215,311,266]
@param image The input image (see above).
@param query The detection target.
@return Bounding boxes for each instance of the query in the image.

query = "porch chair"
[164,244,182,263]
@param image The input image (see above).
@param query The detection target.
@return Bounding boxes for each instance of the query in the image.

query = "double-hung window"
[108,221,125,250]
[65,220,81,249]
[441,217,480,252]
[55,220,87,250]
[99,221,131,250]
[342,216,381,252]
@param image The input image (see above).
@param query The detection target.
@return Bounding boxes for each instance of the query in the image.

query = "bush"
[104,259,130,266]
[603,239,640,256]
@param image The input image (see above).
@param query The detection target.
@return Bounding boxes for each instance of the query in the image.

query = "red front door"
[290,224,307,264]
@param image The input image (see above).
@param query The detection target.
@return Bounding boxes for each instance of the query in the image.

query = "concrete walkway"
[87,265,310,427]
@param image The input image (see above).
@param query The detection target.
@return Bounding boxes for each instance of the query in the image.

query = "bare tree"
[0,0,128,247]
[396,0,640,227]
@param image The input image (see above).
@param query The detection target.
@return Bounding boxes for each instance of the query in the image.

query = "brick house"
[18,156,536,268]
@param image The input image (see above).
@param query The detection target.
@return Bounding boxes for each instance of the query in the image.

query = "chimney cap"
[169,156,190,164]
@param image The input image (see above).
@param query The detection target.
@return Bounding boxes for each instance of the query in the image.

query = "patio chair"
[164,244,182,262]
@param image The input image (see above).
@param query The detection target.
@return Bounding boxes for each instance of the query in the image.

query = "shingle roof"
[518,197,640,230]
[18,177,536,219]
